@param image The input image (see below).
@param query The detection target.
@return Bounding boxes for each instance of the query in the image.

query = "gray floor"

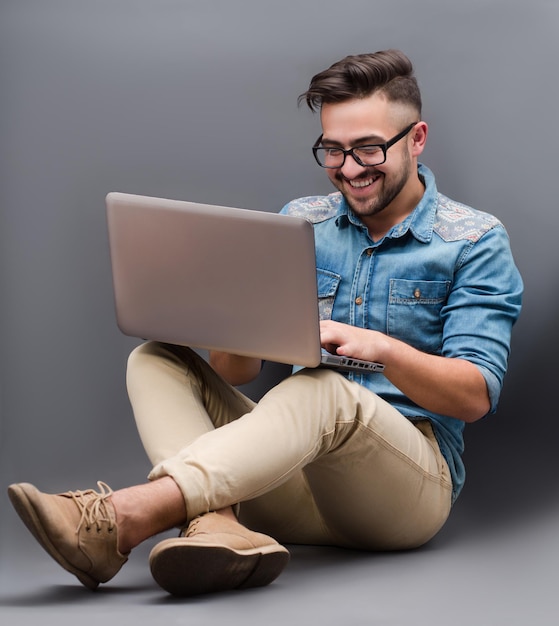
[1,495,557,626]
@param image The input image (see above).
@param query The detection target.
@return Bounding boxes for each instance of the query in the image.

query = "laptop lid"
[106,192,323,368]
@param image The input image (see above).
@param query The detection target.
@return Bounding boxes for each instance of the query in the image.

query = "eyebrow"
[320,134,387,147]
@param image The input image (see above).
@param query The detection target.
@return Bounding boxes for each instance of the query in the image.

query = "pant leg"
[127,342,328,542]
[126,342,255,466]
[238,420,450,551]
[137,351,452,550]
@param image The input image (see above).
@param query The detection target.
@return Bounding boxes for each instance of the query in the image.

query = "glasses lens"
[353,146,385,166]
[314,147,344,168]
[314,145,386,168]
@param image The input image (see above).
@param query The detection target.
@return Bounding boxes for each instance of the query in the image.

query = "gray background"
[1,1,558,624]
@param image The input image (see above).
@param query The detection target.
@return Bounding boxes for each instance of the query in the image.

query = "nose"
[339,153,367,179]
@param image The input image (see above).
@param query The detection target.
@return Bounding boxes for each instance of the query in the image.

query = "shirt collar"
[334,163,438,243]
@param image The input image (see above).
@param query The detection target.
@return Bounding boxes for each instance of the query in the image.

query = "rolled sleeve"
[441,225,523,412]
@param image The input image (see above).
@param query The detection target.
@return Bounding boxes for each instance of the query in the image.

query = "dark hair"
[299,49,421,115]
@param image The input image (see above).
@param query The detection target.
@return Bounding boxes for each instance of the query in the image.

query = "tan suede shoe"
[7,481,128,589]
[149,512,290,596]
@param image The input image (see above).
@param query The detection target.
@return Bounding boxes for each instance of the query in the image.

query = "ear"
[410,121,428,158]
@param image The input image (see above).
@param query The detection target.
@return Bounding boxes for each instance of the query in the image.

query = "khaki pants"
[126,342,453,550]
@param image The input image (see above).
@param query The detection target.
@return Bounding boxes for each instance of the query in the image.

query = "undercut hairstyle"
[299,49,422,116]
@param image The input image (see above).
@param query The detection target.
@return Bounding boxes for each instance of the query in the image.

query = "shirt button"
[355,296,363,305]
[414,288,421,299]
[366,248,373,256]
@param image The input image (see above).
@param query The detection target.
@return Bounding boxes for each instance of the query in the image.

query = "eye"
[355,145,382,156]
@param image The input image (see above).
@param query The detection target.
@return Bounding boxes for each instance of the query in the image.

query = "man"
[8,49,523,597]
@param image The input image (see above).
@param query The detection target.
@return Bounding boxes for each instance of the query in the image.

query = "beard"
[334,150,412,218]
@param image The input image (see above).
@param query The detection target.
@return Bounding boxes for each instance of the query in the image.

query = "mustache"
[335,169,381,183]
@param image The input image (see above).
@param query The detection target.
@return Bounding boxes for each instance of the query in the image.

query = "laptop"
[105,192,384,374]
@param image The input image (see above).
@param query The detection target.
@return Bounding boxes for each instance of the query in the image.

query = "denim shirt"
[281,164,523,502]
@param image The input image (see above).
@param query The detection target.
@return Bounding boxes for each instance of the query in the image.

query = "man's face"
[319,93,417,219]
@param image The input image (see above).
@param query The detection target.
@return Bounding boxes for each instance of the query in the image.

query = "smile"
[348,174,380,189]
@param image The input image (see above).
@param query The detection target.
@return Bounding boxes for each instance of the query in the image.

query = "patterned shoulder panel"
[433,193,502,243]
[282,193,343,224]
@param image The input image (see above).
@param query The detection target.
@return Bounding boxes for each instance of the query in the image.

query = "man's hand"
[320,319,390,363]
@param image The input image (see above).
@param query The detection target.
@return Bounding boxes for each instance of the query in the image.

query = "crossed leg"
[8,341,452,595]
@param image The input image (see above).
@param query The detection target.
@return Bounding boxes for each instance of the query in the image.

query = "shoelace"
[183,517,201,538]
[69,481,115,534]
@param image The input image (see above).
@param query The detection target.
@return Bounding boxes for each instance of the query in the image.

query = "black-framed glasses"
[312,121,419,169]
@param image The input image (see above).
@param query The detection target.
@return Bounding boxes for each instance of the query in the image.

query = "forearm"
[320,320,490,422]
[208,351,262,386]
[379,335,490,422]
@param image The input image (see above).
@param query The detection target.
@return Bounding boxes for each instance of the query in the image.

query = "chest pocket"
[388,279,450,353]
[317,268,341,321]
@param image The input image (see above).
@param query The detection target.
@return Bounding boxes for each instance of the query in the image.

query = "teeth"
[349,176,376,188]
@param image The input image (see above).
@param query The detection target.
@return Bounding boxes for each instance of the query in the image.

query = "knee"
[284,367,360,406]
[127,342,210,383]
[293,366,352,392]
[294,367,341,384]
[127,341,163,371]
[129,340,198,363]
[127,341,182,378]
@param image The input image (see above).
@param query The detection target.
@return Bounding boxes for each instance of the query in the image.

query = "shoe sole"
[149,538,290,596]
[7,483,99,590]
